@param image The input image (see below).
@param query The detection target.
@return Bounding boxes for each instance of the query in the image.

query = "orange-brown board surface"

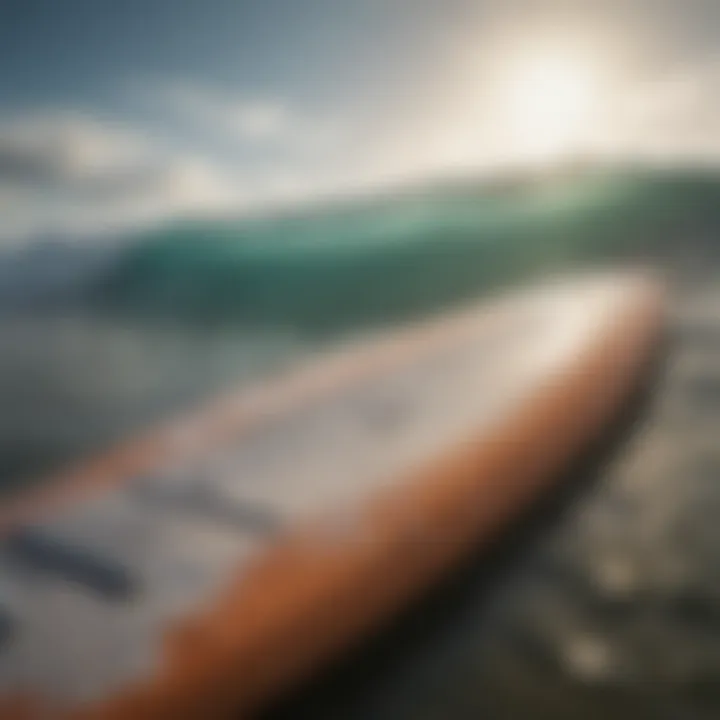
[0,272,664,718]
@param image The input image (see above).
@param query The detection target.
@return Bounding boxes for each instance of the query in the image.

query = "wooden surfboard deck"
[0,272,664,718]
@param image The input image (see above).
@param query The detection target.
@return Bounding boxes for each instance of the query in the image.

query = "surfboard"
[0,272,664,718]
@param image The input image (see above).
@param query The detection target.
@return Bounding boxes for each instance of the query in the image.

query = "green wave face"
[96,169,720,333]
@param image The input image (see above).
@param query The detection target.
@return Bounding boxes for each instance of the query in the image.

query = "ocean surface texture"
[2,167,720,717]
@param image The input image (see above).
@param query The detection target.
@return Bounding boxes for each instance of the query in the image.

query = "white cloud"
[0,99,357,245]
[231,102,290,141]
[0,99,361,244]
[9,56,720,247]
[0,111,248,244]
[156,83,290,143]
[154,81,346,156]
[0,112,154,188]
[551,55,720,164]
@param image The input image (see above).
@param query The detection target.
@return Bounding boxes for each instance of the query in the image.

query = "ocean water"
[3,168,719,483]
[5,167,720,717]
[0,315,312,489]
[0,167,661,486]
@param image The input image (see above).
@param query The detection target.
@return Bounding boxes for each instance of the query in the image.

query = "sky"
[2,0,720,243]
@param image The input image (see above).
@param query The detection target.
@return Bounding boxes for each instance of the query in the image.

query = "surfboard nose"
[0,272,665,719]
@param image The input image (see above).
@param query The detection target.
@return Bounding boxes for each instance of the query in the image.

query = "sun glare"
[503,51,601,164]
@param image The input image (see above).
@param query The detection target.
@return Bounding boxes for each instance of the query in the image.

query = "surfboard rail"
[0,272,665,719]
